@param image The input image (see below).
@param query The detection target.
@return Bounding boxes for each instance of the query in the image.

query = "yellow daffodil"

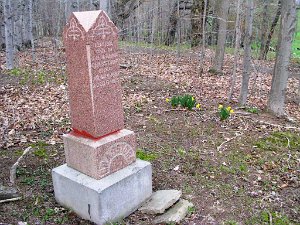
[218,104,223,109]
[192,97,195,101]
[196,103,201,109]
[226,106,231,111]
[230,109,234,114]
[166,98,170,103]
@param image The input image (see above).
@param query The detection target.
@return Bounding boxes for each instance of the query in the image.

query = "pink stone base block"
[64,129,136,179]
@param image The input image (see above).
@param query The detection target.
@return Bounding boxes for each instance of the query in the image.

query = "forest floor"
[0,42,299,225]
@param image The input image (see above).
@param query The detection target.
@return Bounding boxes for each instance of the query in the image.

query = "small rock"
[139,190,182,214]
[153,199,194,224]
[17,222,28,225]
[0,185,19,201]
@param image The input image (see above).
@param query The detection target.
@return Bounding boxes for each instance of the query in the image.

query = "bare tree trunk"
[191,0,207,47]
[260,0,281,60]
[198,0,207,74]
[165,1,179,46]
[0,2,5,49]
[267,0,297,116]
[228,0,242,101]
[239,0,254,105]
[29,0,34,60]
[211,0,229,73]
[258,0,269,60]
[100,0,110,16]
[4,0,14,69]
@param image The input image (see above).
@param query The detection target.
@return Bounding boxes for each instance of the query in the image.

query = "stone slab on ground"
[153,199,194,224]
[0,185,19,200]
[64,129,136,179]
[139,190,182,214]
[52,159,152,225]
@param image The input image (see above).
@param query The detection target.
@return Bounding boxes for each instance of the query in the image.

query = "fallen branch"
[10,147,32,184]
[0,196,22,204]
[217,133,243,151]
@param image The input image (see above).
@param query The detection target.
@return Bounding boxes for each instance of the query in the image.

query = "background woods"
[1,1,300,224]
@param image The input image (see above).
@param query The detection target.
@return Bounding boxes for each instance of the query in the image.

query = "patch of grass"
[246,211,294,225]
[255,132,300,151]
[245,107,259,114]
[31,141,49,159]
[136,149,158,161]
[7,67,66,85]
[224,220,238,225]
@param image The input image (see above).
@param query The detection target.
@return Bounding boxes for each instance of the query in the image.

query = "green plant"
[187,206,196,215]
[218,104,234,120]
[136,149,158,161]
[166,94,199,110]
[255,132,300,151]
[246,107,259,114]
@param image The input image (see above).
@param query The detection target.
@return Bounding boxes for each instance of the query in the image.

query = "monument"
[52,10,152,224]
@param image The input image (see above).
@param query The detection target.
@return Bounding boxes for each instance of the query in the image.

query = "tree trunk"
[239,0,254,105]
[4,0,14,69]
[260,0,281,60]
[0,3,5,50]
[100,0,110,16]
[29,0,34,60]
[228,0,242,101]
[211,0,229,72]
[165,1,179,46]
[191,0,204,47]
[267,0,297,116]
[258,0,269,60]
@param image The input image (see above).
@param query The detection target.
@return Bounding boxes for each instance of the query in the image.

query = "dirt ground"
[0,44,299,225]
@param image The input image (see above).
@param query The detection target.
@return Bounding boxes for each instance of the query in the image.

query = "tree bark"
[239,0,254,105]
[258,0,269,60]
[260,0,281,60]
[267,0,297,116]
[165,1,179,46]
[3,0,14,69]
[191,0,205,47]
[228,0,242,101]
[211,0,229,72]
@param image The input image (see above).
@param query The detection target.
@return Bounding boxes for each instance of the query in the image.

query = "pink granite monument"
[64,10,124,139]
[62,11,136,178]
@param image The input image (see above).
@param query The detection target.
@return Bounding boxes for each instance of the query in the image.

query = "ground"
[0,42,299,225]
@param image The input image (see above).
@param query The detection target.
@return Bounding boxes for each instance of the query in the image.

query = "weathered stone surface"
[139,190,182,214]
[52,160,152,225]
[153,199,194,224]
[0,185,19,200]
[63,10,124,138]
[64,129,136,179]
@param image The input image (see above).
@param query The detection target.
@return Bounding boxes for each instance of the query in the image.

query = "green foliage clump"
[255,132,300,151]
[218,104,234,120]
[247,211,293,225]
[136,149,158,161]
[246,107,259,114]
[166,94,200,110]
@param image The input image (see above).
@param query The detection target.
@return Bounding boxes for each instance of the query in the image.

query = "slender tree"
[3,0,14,69]
[228,0,242,101]
[239,0,254,105]
[260,0,281,60]
[211,0,229,73]
[267,0,297,116]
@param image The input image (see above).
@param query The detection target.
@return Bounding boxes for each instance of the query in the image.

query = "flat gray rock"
[0,185,19,201]
[139,190,182,214]
[153,199,194,224]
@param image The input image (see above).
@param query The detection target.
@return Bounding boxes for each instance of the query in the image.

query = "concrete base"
[52,160,152,225]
